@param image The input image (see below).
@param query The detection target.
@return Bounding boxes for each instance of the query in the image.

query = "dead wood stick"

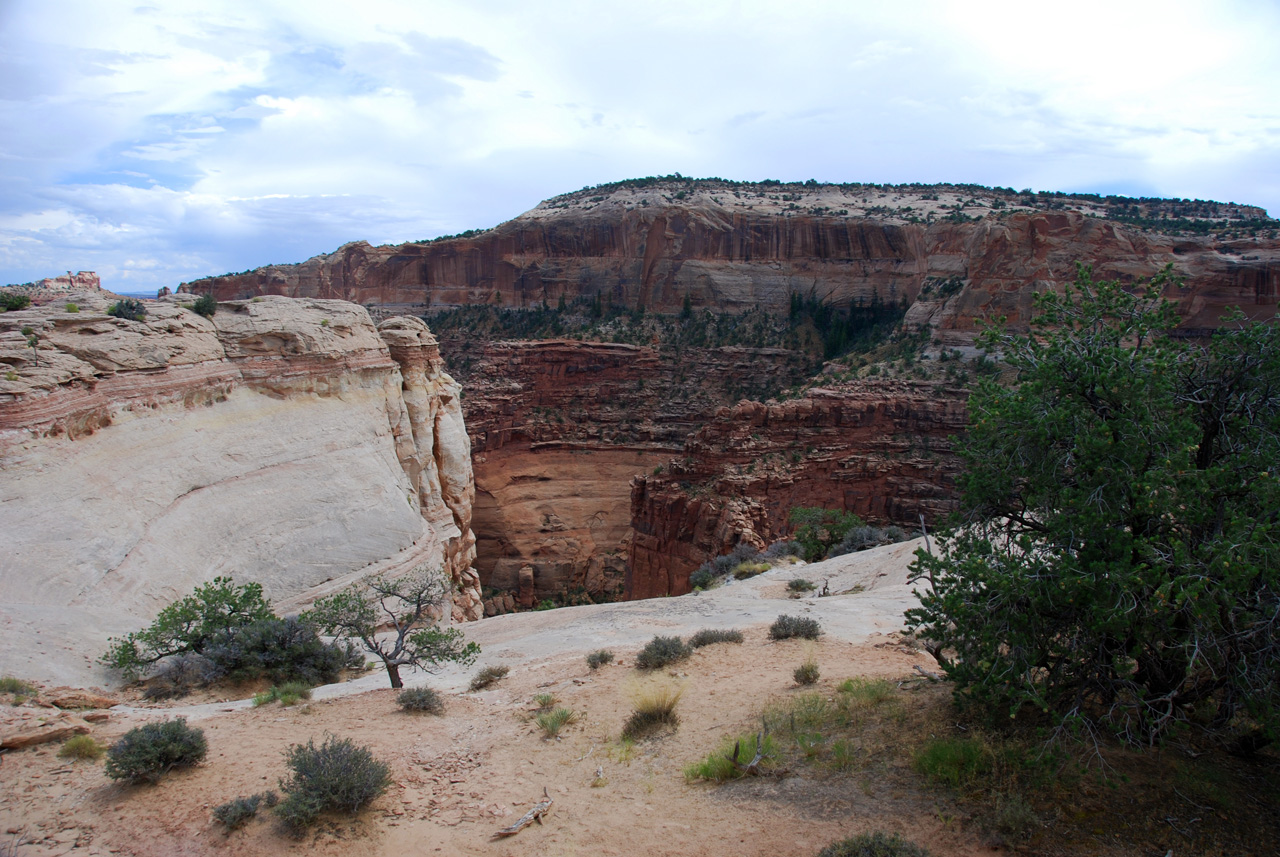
[729,729,768,776]
[495,788,553,837]
[913,664,942,682]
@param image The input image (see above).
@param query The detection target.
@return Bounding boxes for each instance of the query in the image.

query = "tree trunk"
[385,662,403,688]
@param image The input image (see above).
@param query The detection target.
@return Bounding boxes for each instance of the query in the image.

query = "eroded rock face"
[627,380,969,598]
[0,294,478,686]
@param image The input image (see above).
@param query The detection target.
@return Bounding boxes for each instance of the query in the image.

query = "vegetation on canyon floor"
[908,265,1280,749]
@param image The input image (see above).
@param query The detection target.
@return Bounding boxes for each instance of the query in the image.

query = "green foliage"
[795,657,821,685]
[58,734,106,761]
[788,507,866,561]
[787,578,817,593]
[0,293,31,311]
[635,635,691,670]
[732,560,770,579]
[837,677,896,707]
[687,628,744,648]
[191,293,217,318]
[101,577,273,680]
[585,649,615,670]
[212,791,278,831]
[769,614,822,641]
[468,664,509,691]
[105,719,207,784]
[534,707,578,738]
[397,686,444,714]
[252,682,312,707]
[305,567,479,689]
[907,265,1280,746]
[203,615,359,686]
[0,676,35,701]
[683,731,776,782]
[64,302,79,313]
[274,736,390,834]
[912,737,992,788]
[532,692,557,710]
[816,831,932,857]
[107,298,147,322]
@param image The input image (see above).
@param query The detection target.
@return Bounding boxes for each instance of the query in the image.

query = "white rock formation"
[0,293,478,686]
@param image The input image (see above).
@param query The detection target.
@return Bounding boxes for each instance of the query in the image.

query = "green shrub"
[732,561,770,579]
[532,692,557,710]
[0,676,35,701]
[397,686,444,714]
[0,293,31,311]
[789,507,866,561]
[534,707,578,738]
[101,577,274,680]
[212,791,277,830]
[787,578,816,593]
[687,628,744,648]
[58,734,106,761]
[191,293,217,318]
[795,657,820,685]
[684,731,776,782]
[468,664,509,691]
[635,635,691,670]
[837,677,896,707]
[912,737,991,788]
[275,736,390,834]
[816,831,932,857]
[64,302,79,313]
[585,649,615,670]
[107,298,147,322]
[769,614,822,640]
[689,566,718,589]
[252,682,312,707]
[105,719,207,783]
[202,616,359,686]
[622,678,683,739]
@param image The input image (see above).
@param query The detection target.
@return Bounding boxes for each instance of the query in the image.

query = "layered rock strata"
[0,294,477,686]
[627,380,968,599]
[440,336,812,606]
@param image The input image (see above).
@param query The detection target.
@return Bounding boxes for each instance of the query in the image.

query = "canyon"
[0,293,477,685]
[183,179,1280,606]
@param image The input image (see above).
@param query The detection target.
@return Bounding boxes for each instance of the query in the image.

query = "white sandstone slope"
[0,293,479,686]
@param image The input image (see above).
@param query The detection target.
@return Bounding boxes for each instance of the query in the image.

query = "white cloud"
[1,0,1277,292]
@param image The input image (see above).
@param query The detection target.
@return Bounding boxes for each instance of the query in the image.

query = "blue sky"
[2,0,1278,294]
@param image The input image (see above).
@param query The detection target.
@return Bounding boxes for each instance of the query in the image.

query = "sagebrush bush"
[212,791,277,830]
[203,616,359,686]
[191,293,218,318]
[687,628,744,648]
[275,736,390,834]
[585,649,614,670]
[105,719,207,783]
[770,614,822,640]
[689,566,717,590]
[622,677,683,739]
[763,540,802,559]
[795,658,820,685]
[787,578,817,593]
[816,831,932,857]
[58,734,105,761]
[107,298,147,322]
[468,665,509,691]
[635,635,691,670]
[397,686,444,714]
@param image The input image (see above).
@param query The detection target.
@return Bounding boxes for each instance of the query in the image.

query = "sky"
[2,0,1278,294]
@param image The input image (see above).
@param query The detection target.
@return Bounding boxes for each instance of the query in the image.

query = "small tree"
[788,507,866,561]
[107,298,147,322]
[305,567,479,688]
[102,577,273,680]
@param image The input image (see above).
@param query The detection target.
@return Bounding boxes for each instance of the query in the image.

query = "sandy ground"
[0,539,1001,856]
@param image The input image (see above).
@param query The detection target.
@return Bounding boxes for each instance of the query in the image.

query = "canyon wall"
[0,293,477,686]
[627,380,969,599]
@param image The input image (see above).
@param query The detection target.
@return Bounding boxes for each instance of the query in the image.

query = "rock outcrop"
[627,380,968,598]
[0,293,478,686]
[183,182,1279,337]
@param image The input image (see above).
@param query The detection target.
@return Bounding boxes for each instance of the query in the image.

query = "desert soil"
[0,540,1002,857]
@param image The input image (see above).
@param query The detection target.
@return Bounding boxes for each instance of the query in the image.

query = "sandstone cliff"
[0,294,477,686]
[183,181,1279,337]
[627,380,968,598]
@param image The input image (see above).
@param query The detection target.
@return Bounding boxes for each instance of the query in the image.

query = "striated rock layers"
[183,183,1279,338]
[0,294,477,686]
[442,336,812,611]
[627,380,969,599]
